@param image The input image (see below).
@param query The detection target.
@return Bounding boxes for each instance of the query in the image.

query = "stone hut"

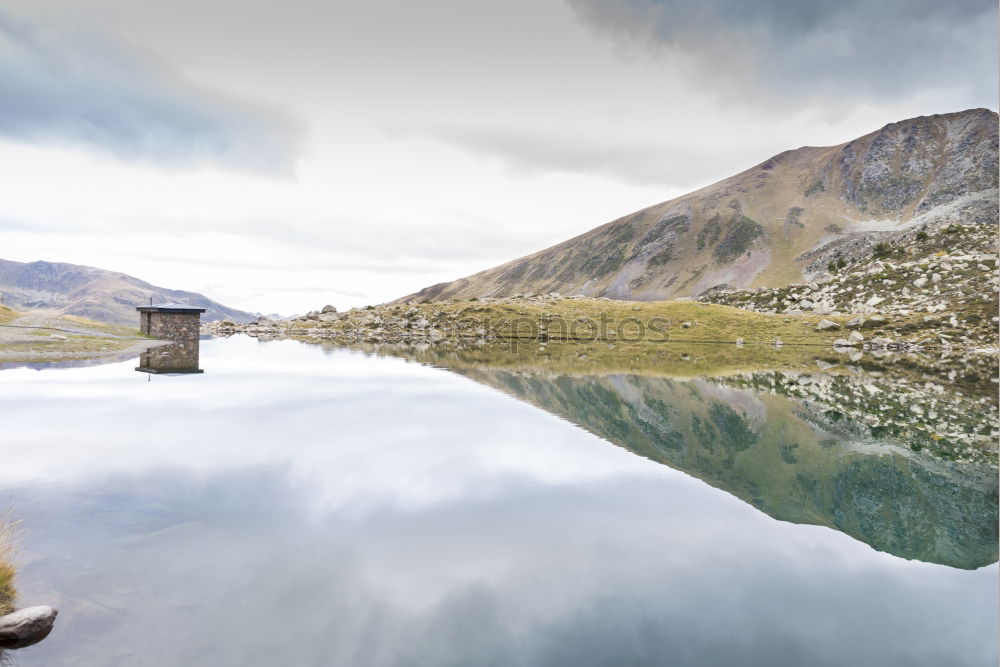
[136,303,206,340]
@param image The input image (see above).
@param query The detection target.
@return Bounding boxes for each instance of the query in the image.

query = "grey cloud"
[398,123,763,188]
[0,10,304,174]
[566,0,998,106]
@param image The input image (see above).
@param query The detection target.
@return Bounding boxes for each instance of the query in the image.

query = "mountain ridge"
[0,258,255,325]
[399,108,998,303]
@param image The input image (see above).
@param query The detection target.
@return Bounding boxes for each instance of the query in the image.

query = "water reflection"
[348,341,1000,570]
[135,340,203,376]
[0,337,994,666]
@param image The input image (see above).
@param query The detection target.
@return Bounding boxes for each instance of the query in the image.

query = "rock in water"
[0,606,58,649]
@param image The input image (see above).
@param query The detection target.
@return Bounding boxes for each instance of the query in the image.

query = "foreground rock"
[0,606,58,649]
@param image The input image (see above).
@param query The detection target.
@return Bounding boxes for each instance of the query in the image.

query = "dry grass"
[60,314,138,337]
[0,335,141,363]
[0,513,18,615]
[312,297,920,348]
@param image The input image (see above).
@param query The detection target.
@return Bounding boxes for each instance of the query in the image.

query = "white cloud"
[0,0,993,313]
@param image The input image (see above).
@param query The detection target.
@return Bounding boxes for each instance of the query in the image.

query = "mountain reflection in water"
[345,341,999,570]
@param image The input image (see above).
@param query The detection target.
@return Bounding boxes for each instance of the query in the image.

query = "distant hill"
[0,259,255,325]
[400,108,998,303]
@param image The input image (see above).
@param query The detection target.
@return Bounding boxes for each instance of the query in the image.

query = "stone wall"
[140,312,202,340]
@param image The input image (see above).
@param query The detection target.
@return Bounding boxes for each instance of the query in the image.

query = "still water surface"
[0,336,996,666]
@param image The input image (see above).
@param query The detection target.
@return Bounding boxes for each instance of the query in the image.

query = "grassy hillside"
[399,109,998,303]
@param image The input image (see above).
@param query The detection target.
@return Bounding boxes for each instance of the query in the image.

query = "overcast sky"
[0,0,996,314]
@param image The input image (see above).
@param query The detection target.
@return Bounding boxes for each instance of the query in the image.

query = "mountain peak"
[400,109,998,303]
[0,258,255,325]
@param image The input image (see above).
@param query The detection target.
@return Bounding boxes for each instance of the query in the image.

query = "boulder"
[848,331,864,343]
[832,338,853,348]
[321,304,337,314]
[913,277,929,288]
[0,606,58,649]
[846,316,865,329]
[815,319,840,331]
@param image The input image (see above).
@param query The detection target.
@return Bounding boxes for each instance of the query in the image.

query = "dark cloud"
[566,0,998,106]
[0,10,304,174]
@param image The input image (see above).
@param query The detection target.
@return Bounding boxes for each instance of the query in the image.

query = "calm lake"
[1,336,997,666]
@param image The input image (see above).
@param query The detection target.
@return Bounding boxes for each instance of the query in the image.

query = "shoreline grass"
[0,514,18,615]
[262,296,995,351]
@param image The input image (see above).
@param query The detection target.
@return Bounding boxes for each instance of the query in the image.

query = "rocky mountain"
[0,258,255,325]
[401,108,998,303]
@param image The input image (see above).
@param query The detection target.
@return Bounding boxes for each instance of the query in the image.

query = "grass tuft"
[0,513,19,615]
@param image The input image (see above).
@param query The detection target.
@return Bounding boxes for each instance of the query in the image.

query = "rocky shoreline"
[0,313,169,365]
[205,220,997,355]
[698,220,998,352]
[204,293,997,355]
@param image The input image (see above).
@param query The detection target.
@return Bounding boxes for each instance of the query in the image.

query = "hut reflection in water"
[135,340,203,376]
